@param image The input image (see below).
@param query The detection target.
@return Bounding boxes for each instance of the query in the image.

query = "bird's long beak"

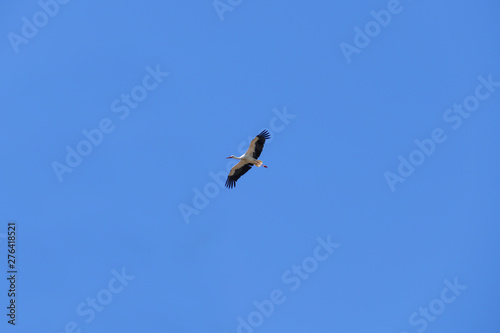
[226,156,232,159]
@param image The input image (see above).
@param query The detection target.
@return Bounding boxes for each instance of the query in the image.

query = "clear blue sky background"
[1,1,500,332]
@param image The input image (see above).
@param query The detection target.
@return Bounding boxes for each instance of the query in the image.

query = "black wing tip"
[258,129,271,140]
[225,177,236,189]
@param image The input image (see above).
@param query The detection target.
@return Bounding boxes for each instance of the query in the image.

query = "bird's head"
[226,155,235,159]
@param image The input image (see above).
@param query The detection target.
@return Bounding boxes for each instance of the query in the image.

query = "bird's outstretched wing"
[226,160,253,189]
[245,129,271,159]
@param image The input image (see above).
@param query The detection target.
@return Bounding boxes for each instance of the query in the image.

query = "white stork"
[225,129,270,189]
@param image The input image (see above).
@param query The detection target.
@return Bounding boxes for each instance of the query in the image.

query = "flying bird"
[225,129,270,189]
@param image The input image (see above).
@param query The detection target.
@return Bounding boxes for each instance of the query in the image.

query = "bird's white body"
[228,154,265,167]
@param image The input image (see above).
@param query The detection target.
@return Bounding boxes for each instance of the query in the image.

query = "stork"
[225,129,270,189]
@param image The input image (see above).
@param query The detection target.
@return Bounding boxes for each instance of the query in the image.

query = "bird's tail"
[256,160,268,168]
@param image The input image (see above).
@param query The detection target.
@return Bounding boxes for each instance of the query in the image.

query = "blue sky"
[1,1,500,332]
